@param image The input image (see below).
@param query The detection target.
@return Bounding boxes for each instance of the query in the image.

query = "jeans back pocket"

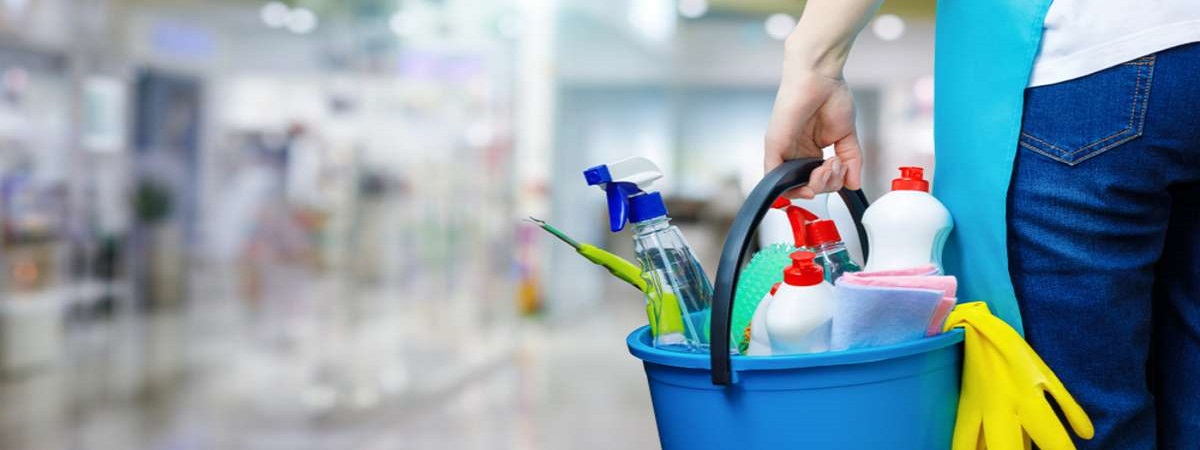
[1019,55,1155,166]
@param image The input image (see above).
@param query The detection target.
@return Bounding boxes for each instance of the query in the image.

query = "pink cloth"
[840,266,957,336]
[842,264,939,278]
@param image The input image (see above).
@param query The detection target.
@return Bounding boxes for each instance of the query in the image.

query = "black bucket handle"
[709,158,871,385]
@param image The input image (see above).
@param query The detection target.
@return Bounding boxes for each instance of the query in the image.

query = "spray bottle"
[585,157,713,351]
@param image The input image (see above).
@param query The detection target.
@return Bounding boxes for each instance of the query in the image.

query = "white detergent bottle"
[862,167,954,273]
[765,252,835,355]
[746,282,782,356]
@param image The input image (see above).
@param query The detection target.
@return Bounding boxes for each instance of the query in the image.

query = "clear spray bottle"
[585,157,713,351]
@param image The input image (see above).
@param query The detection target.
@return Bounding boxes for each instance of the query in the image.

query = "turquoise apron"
[932,0,1053,333]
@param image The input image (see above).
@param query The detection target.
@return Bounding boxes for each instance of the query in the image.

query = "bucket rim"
[627,326,964,371]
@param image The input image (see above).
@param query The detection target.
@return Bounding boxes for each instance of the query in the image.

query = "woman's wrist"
[781,0,881,79]
[783,34,852,79]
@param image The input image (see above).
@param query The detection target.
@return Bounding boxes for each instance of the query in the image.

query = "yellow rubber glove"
[949,321,998,449]
[944,302,1095,450]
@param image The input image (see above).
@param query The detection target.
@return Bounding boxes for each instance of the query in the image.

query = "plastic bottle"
[763,251,835,355]
[805,219,862,282]
[584,157,713,351]
[746,282,782,356]
[862,167,954,273]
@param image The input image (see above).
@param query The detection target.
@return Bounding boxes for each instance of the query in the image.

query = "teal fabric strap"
[932,0,1053,333]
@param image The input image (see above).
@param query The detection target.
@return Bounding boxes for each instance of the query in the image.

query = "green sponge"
[732,242,794,353]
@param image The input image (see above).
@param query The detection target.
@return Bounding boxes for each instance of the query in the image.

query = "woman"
[764,1,1200,448]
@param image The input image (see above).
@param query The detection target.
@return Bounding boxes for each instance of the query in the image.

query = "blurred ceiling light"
[629,0,676,44]
[677,0,708,19]
[764,13,796,41]
[287,7,318,34]
[871,14,905,41]
[260,1,290,29]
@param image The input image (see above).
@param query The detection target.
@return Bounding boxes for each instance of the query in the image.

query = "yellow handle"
[578,244,647,292]
[577,244,684,337]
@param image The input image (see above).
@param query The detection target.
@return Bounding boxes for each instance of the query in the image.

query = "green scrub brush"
[731,198,818,353]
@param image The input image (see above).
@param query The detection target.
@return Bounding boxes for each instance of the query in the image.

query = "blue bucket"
[626,159,965,450]
[629,327,963,449]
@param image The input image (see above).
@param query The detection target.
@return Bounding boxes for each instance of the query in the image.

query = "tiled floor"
[0,267,661,450]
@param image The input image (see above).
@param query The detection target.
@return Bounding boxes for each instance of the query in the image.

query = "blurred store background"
[0,0,934,448]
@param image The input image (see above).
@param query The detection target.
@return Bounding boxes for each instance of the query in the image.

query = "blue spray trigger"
[584,158,666,232]
[606,182,642,232]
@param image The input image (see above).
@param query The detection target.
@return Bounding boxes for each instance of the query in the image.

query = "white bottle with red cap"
[746,282,782,356]
[862,167,954,273]
[763,251,835,356]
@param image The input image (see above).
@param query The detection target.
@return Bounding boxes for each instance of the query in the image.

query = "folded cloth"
[830,283,944,351]
[839,268,958,336]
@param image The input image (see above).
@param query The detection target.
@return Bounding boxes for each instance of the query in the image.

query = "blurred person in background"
[763,1,1200,448]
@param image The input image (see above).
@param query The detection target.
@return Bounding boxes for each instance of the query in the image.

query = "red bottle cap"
[891,166,930,192]
[805,219,842,247]
[783,251,824,286]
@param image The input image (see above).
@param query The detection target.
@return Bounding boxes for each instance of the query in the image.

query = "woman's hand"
[764,67,862,199]
[762,0,880,199]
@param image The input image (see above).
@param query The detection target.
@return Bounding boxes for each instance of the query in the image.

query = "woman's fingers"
[763,148,786,174]
[783,166,827,200]
[805,161,835,197]
[780,158,842,199]
[825,158,846,192]
[835,133,863,190]
[790,186,816,200]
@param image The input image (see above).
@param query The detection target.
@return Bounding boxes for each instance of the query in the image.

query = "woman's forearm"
[785,0,883,78]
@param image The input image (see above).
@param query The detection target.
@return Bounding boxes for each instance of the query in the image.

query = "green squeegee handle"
[709,158,871,386]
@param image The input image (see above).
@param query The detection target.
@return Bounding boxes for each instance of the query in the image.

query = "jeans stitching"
[1133,55,1155,135]
[1060,132,1143,166]
[1018,55,1155,163]
[1019,140,1076,165]
[1020,61,1143,156]
[1020,128,1133,155]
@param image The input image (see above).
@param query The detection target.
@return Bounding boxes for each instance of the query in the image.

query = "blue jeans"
[1009,42,1200,449]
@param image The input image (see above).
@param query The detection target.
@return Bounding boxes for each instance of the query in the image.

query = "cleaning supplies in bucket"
[585,157,713,351]
[862,167,953,273]
[747,251,835,356]
[528,217,686,343]
[731,197,816,353]
[738,168,956,356]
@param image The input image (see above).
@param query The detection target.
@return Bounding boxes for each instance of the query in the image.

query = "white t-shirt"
[1029,0,1200,87]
